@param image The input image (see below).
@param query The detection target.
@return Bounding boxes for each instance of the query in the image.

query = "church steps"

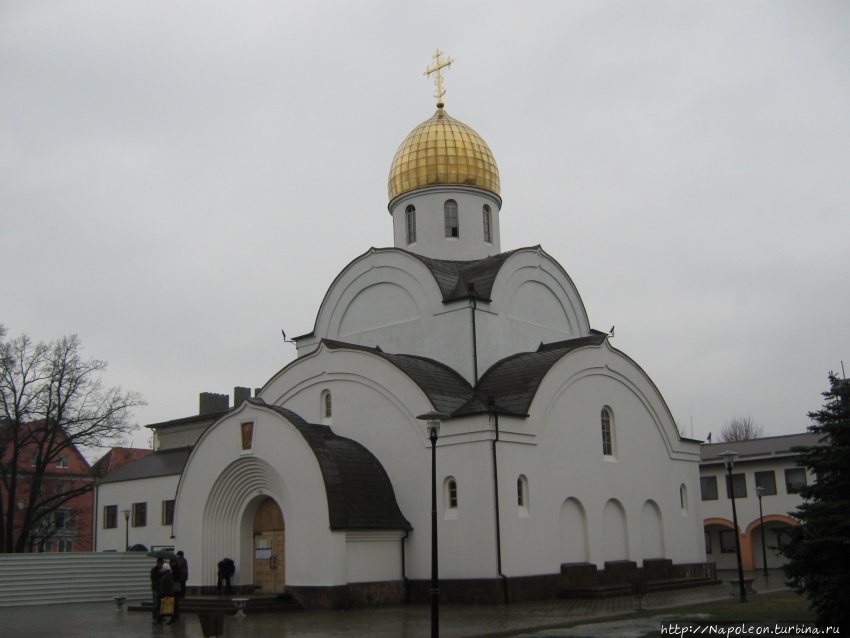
[129,594,302,615]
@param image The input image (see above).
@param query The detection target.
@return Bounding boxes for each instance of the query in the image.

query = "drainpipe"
[468,283,479,383]
[401,529,410,603]
[489,397,509,604]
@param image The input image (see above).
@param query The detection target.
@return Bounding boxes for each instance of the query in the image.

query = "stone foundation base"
[188,561,717,609]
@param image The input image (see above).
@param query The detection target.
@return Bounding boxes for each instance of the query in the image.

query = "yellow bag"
[160,596,175,615]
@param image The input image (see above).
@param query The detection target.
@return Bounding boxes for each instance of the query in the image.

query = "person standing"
[159,562,176,625]
[150,558,164,623]
[175,550,189,596]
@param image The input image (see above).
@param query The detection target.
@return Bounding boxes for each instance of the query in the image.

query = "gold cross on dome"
[424,49,454,108]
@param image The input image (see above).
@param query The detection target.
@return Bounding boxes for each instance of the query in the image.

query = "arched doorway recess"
[253,498,285,593]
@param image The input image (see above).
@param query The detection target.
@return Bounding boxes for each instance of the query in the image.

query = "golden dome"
[388,109,500,202]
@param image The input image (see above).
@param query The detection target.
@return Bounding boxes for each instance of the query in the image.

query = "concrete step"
[558,576,721,599]
[129,594,302,615]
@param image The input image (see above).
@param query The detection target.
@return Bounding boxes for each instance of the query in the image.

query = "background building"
[700,433,818,572]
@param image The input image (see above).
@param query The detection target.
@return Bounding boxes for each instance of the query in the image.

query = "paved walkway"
[2,571,788,638]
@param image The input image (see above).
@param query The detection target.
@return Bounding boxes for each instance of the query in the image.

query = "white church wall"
[95,474,179,552]
[477,248,591,378]
[262,346,500,581]
[173,403,346,589]
[345,531,405,583]
[431,427,499,580]
[295,247,593,390]
[495,343,704,578]
[296,249,479,382]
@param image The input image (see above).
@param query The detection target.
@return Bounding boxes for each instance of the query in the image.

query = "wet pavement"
[1,571,788,638]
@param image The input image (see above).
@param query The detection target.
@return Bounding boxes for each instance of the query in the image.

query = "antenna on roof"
[842,360,846,379]
[281,329,296,346]
[609,325,615,338]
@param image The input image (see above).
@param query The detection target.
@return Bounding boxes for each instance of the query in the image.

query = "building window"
[601,408,614,456]
[57,540,73,553]
[517,475,530,516]
[103,505,118,529]
[680,484,688,512]
[700,476,718,501]
[323,391,332,419]
[719,530,738,553]
[31,452,42,466]
[38,541,53,553]
[444,200,459,238]
[704,531,712,554]
[55,454,69,468]
[406,205,416,244]
[483,205,492,243]
[785,468,807,494]
[54,509,74,529]
[755,470,777,496]
[162,500,175,526]
[725,473,747,499]
[54,482,66,495]
[447,478,458,509]
[132,502,147,527]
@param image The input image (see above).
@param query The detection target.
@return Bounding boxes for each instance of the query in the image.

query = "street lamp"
[719,451,747,603]
[754,486,769,580]
[122,508,131,551]
[417,411,448,638]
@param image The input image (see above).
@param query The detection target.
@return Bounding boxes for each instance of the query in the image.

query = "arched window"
[444,200,459,238]
[601,407,614,456]
[517,474,530,516]
[321,390,332,421]
[405,205,416,244]
[483,205,492,243]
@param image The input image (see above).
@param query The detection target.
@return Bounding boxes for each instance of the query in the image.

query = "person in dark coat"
[217,558,235,595]
[150,558,164,623]
[175,550,188,598]
[159,562,177,624]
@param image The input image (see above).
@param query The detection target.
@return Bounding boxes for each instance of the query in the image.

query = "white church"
[95,55,709,607]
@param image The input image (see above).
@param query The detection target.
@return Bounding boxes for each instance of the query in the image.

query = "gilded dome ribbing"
[388,109,500,202]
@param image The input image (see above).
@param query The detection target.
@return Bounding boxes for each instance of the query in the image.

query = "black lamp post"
[122,508,131,551]
[719,451,747,603]
[417,411,447,638]
[754,486,769,579]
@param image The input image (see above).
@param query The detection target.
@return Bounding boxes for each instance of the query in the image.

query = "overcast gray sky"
[3,1,848,450]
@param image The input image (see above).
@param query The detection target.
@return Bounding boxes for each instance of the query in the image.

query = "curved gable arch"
[532,341,685,459]
[300,248,446,352]
[490,248,591,339]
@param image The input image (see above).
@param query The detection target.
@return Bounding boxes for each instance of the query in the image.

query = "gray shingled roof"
[471,334,608,416]
[323,335,608,418]
[251,400,412,531]
[96,447,191,485]
[700,432,822,464]
[405,247,526,302]
[323,339,482,416]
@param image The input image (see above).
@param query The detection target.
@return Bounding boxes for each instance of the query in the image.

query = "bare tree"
[0,325,145,552]
[719,414,765,442]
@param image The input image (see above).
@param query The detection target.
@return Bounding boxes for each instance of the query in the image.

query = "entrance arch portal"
[253,498,285,593]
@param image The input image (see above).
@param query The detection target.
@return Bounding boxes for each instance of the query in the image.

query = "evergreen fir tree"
[780,375,850,626]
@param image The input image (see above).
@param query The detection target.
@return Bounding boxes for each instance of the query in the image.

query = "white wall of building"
[95,475,179,552]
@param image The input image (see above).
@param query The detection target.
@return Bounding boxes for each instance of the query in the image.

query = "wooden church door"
[253,498,285,593]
